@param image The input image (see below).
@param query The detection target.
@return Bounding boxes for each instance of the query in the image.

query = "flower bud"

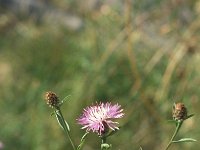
[45,91,59,108]
[172,102,187,121]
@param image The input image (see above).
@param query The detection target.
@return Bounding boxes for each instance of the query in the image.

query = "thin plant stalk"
[165,121,183,150]
[56,108,76,150]
[101,136,107,146]
[101,136,111,150]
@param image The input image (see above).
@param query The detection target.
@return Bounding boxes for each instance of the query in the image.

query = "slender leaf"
[172,138,197,143]
[106,128,119,137]
[55,111,70,131]
[185,114,194,120]
[77,132,89,150]
[59,95,71,106]
[167,120,177,124]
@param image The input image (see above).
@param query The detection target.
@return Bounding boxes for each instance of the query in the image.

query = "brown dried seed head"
[45,91,59,108]
[172,102,187,121]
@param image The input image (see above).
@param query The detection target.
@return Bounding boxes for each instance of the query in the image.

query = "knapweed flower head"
[77,102,124,136]
[172,102,187,121]
[45,91,60,108]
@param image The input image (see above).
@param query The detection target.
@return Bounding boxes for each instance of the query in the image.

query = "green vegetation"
[0,0,199,149]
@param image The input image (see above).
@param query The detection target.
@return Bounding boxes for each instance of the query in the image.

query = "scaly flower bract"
[77,102,124,135]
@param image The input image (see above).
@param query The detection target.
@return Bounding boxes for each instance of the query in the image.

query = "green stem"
[57,108,76,150]
[165,121,183,150]
[101,136,109,150]
[102,136,107,144]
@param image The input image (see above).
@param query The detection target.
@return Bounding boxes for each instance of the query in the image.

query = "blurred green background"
[0,0,200,149]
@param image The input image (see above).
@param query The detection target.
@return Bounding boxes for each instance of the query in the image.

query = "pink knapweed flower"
[77,102,124,135]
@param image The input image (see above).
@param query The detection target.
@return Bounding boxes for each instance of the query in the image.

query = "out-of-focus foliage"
[0,0,200,149]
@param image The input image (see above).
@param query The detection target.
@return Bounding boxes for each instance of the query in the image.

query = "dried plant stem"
[125,0,141,92]
[155,19,200,101]
[155,44,187,101]
[165,121,183,150]
[56,108,76,150]
[144,48,166,75]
